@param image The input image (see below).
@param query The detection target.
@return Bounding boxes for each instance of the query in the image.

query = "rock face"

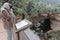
[0,18,7,40]
[51,20,60,30]
[51,14,60,30]
[0,17,14,40]
[55,14,60,21]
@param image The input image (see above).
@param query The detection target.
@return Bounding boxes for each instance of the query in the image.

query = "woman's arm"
[2,10,11,18]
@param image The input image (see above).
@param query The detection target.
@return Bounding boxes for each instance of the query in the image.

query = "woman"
[1,0,15,40]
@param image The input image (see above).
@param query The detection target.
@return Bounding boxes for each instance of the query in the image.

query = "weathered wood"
[12,26,19,40]
[12,18,19,40]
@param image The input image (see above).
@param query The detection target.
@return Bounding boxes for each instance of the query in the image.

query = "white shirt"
[1,2,10,14]
[1,3,16,18]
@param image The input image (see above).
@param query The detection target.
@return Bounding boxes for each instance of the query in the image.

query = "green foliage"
[0,0,3,7]
[0,0,60,16]
[46,31,60,40]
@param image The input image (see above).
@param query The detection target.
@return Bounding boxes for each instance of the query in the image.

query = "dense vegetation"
[46,31,60,40]
[0,0,60,16]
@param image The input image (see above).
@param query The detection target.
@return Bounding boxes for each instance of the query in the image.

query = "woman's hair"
[10,5,13,9]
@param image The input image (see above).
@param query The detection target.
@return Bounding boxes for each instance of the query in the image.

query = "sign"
[15,19,32,30]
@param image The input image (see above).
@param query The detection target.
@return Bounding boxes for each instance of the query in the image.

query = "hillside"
[0,0,60,16]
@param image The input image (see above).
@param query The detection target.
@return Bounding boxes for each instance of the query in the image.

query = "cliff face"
[55,14,60,21]
[0,18,7,40]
